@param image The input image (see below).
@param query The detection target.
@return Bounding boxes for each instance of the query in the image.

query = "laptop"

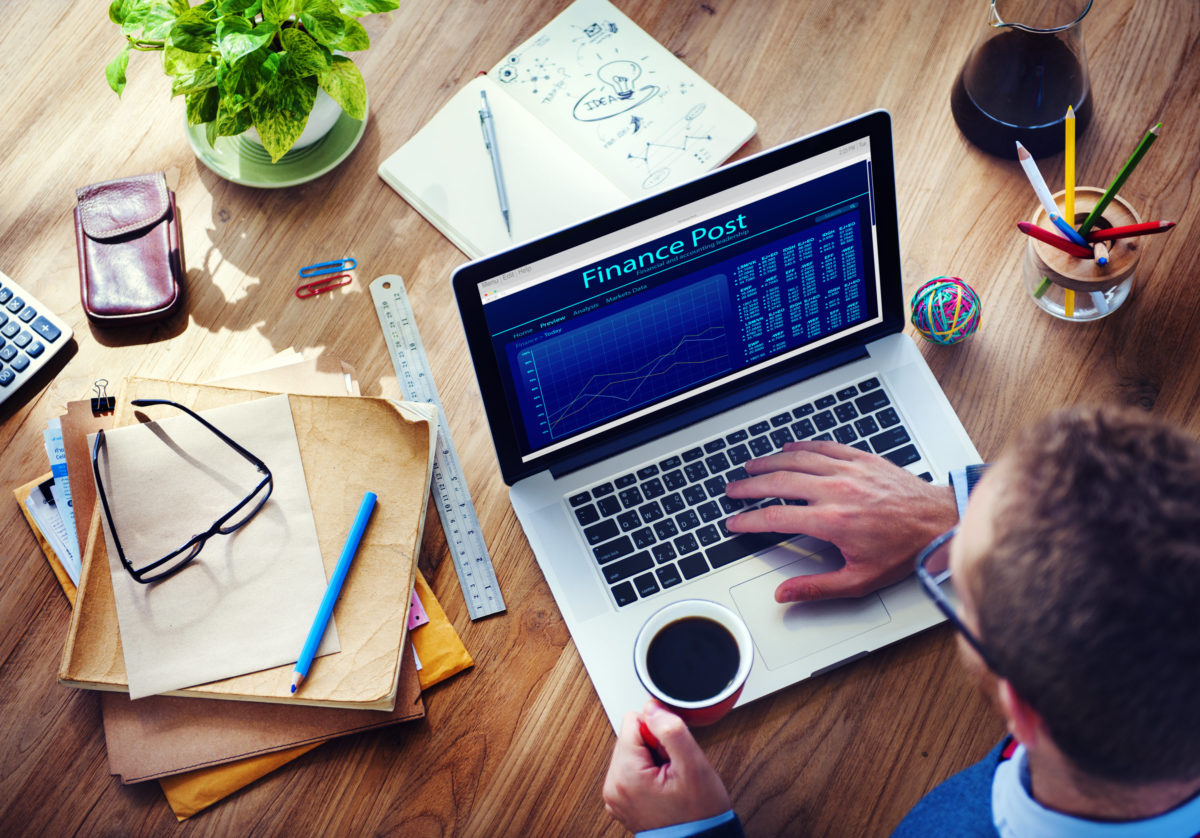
[452,110,980,730]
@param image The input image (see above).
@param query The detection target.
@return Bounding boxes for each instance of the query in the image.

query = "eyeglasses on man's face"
[91,398,274,584]
[914,525,1004,675]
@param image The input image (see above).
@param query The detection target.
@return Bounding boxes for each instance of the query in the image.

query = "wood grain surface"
[2,1,1197,835]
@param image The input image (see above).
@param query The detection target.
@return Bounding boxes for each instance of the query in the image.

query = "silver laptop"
[453,110,979,730]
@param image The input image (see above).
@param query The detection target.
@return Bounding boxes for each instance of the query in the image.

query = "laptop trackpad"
[730,551,891,671]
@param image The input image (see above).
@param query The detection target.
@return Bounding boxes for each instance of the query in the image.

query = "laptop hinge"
[548,343,870,480]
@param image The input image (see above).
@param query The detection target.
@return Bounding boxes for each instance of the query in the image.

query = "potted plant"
[105,0,399,163]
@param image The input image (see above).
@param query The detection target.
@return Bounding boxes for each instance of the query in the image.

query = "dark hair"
[976,406,1200,783]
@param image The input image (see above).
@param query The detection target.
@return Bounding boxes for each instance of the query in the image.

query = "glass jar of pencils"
[1023,186,1141,321]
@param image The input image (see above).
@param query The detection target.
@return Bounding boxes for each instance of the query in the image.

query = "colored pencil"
[1064,106,1076,225]
[1077,123,1162,235]
[1034,276,1052,299]
[1093,241,1110,267]
[1050,213,1089,248]
[1016,141,1059,218]
[291,491,377,694]
[1064,289,1075,318]
[1085,220,1175,242]
[1017,221,1094,259]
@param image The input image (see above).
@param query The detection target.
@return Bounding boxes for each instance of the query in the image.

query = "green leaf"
[220,46,275,99]
[251,73,318,161]
[280,27,331,77]
[214,95,254,136]
[336,0,399,16]
[319,54,364,119]
[109,0,136,25]
[122,2,179,41]
[185,86,220,125]
[332,16,369,51]
[216,16,278,61]
[217,0,258,13]
[105,45,131,95]
[170,7,218,53]
[298,1,346,48]
[170,62,219,96]
[163,43,211,75]
[262,0,295,23]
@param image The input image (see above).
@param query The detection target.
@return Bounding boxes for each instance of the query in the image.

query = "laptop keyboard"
[565,377,932,609]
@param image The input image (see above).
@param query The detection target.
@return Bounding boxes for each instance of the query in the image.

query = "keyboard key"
[13,331,31,348]
[836,386,858,400]
[769,427,794,447]
[1,321,18,339]
[748,421,770,435]
[662,492,685,514]
[632,527,656,549]
[684,461,708,482]
[682,447,704,462]
[918,472,933,482]
[637,500,664,523]
[770,412,791,427]
[662,469,687,490]
[673,533,700,555]
[612,581,637,607]
[619,486,643,508]
[656,563,683,588]
[652,542,678,564]
[703,438,726,453]
[793,403,815,417]
[877,407,900,428]
[0,368,13,387]
[615,473,637,489]
[697,500,722,522]
[592,482,614,497]
[653,519,679,540]
[833,425,857,444]
[852,441,872,452]
[634,572,660,598]
[725,429,748,444]
[748,436,772,456]
[791,418,815,438]
[597,496,621,517]
[883,444,921,468]
[855,389,891,414]
[727,443,752,464]
[678,553,710,580]
[813,411,837,431]
[658,455,682,470]
[636,465,659,480]
[869,426,911,454]
[682,485,707,505]
[603,551,654,584]
[18,306,36,323]
[5,296,24,313]
[704,476,726,498]
[696,524,721,546]
[815,395,837,409]
[24,340,43,358]
[593,534,634,563]
[705,531,795,568]
[641,477,665,499]
[854,416,879,436]
[834,403,858,423]
[705,452,730,473]
[617,510,640,531]
[859,377,880,391]
[677,509,701,531]
[574,504,600,526]
[568,491,591,506]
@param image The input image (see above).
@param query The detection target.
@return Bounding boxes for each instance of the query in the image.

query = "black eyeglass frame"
[914,525,1005,675]
[91,398,274,584]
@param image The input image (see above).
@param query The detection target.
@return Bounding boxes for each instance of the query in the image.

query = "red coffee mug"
[633,599,754,726]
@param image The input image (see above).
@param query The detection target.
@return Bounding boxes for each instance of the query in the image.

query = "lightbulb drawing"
[598,60,641,100]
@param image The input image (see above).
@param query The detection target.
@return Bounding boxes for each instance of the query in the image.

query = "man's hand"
[603,700,731,832]
[725,440,958,603]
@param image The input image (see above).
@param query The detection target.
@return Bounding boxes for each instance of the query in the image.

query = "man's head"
[951,405,1200,785]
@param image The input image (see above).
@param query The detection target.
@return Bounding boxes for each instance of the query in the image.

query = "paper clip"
[298,258,356,278]
[91,379,115,415]
[295,274,352,299]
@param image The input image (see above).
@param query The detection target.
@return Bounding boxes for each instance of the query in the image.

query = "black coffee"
[951,29,1092,158]
[646,617,740,703]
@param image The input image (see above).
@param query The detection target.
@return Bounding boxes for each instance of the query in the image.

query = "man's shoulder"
[890,738,1011,838]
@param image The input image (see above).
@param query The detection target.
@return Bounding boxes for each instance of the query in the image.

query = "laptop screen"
[454,111,904,484]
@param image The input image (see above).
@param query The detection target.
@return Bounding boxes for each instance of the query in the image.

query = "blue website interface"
[481,153,882,461]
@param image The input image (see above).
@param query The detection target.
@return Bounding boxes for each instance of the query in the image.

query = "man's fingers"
[775,569,876,603]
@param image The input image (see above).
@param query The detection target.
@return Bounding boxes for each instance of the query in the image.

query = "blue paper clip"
[295,274,352,299]
[299,258,357,278]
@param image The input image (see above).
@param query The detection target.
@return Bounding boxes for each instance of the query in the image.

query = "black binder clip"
[91,379,115,415]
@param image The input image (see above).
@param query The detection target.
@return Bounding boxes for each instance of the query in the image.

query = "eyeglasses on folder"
[91,398,274,584]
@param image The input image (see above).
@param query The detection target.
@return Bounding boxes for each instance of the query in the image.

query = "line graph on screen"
[518,275,732,441]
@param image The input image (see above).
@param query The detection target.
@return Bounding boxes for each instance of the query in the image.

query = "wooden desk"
[2,1,1197,833]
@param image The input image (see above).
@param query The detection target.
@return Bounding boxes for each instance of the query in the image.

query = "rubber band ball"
[910,276,981,345]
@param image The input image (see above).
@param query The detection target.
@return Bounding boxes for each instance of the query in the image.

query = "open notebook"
[378,0,756,259]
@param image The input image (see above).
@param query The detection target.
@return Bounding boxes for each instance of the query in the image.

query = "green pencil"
[1077,123,1161,235]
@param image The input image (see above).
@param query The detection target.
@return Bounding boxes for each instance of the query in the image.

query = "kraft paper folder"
[58,378,437,711]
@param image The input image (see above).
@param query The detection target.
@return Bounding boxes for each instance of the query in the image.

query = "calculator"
[0,269,74,407]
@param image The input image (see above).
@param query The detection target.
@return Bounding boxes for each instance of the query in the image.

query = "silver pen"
[478,90,511,235]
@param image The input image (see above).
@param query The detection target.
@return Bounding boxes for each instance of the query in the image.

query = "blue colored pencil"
[1050,213,1089,248]
[291,491,378,694]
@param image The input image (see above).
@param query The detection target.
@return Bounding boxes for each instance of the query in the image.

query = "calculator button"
[31,316,62,342]
[18,306,36,323]
[0,368,13,387]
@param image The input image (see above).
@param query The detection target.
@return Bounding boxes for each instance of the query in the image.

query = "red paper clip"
[295,273,352,298]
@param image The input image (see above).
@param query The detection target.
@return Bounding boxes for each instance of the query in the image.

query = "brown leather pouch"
[74,173,184,325]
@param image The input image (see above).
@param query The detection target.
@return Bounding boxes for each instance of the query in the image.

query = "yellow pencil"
[1064,288,1075,318]
[1064,106,1076,225]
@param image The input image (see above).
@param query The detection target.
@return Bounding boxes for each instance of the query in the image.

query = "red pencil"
[1016,221,1094,259]
[1084,221,1176,242]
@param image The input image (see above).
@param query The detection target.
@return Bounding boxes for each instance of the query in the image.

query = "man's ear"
[997,679,1044,748]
